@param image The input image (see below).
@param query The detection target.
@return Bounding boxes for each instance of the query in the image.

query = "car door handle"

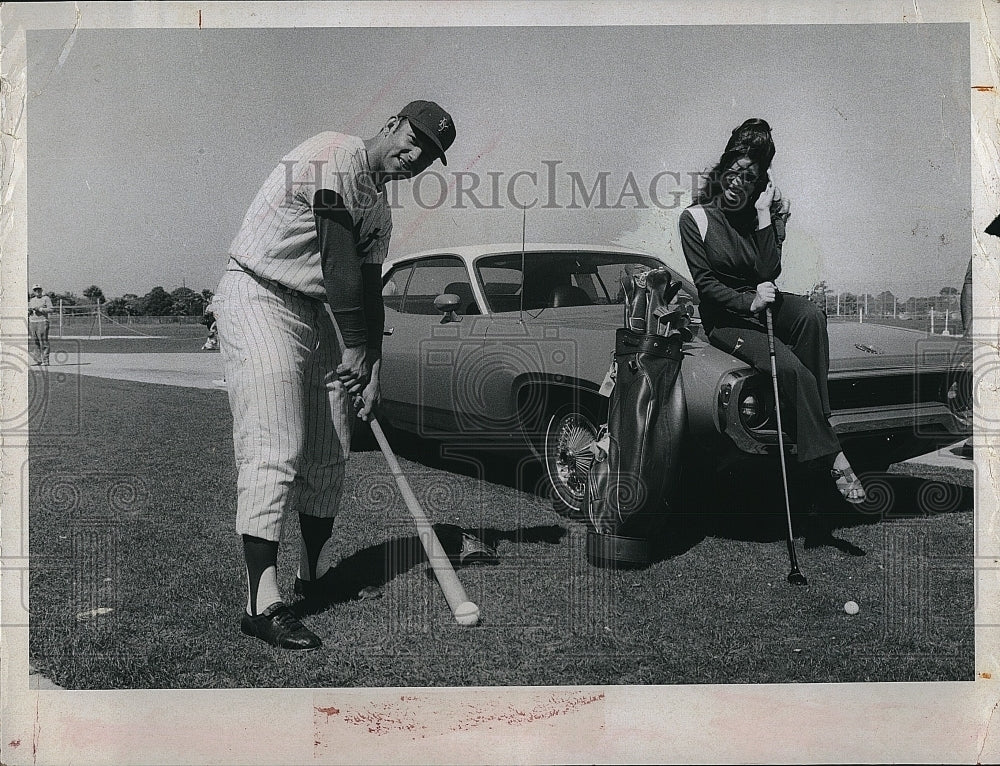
[384,327,394,336]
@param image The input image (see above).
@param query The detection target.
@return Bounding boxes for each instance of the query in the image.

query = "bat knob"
[454,601,480,626]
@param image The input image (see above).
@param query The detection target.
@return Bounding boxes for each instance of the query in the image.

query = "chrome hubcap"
[554,415,596,500]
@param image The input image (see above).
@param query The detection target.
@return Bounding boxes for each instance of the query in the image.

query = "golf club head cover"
[622,273,647,332]
[642,268,682,333]
[623,267,694,341]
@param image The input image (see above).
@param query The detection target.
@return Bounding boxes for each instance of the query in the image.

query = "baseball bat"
[366,415,480,626]
[323,306,479,626]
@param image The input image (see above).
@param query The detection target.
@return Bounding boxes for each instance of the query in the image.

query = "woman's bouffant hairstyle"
[694,118,776,207]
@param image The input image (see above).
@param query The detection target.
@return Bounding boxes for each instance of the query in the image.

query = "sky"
[25,24,971,300]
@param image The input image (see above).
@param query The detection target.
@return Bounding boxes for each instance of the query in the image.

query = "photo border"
[2,2,998,763]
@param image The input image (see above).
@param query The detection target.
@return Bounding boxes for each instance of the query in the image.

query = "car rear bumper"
[829,402,968,437]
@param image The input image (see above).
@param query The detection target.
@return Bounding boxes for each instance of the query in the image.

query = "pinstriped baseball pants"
[213,268,351,542]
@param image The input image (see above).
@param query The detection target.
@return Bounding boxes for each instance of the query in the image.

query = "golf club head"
[787,569,808,586]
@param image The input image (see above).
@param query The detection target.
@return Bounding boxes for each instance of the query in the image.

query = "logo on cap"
[398,100,455,166]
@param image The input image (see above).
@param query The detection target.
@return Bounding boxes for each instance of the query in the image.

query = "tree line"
[42,285,215,317]
[806,281,962,319]
[44,280,962,321]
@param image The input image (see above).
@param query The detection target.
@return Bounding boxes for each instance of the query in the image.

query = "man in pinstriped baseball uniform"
[214,101,456,650]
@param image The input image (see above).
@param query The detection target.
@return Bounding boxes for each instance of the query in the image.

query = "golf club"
[765,306,808,586]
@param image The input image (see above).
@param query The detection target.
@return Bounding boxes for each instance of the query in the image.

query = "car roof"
[383,243,666,267]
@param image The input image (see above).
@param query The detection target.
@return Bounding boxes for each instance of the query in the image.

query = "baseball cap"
[398,100,456,166]
[31,284,41,290]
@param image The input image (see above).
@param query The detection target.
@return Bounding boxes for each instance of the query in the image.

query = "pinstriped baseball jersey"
[228,132,392,296]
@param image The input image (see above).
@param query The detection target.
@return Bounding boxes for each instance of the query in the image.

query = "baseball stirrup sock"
[298,513,335,581]
[242,535,281,616]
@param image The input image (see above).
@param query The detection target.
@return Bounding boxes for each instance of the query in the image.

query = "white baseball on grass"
[844,600,860,615]
[455,601,480,626]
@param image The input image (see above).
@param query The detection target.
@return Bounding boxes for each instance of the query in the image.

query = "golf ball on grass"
[844,600,860,615]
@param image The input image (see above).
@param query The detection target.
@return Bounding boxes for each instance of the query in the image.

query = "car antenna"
[519,204,526,324]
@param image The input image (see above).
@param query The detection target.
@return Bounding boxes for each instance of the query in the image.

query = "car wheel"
[544,401,602,517]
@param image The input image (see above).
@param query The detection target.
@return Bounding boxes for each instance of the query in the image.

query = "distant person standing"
[28,284,53,366]
[201,301,219,351]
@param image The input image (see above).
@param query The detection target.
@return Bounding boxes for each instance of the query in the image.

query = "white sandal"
[831,465,866,505]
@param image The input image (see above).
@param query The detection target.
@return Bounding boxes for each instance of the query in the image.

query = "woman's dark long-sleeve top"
[679,203,782,332]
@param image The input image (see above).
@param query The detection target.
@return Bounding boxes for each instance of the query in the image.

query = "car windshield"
[474,251,692,313]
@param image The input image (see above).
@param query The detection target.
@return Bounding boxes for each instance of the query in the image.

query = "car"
[378,243,972,514]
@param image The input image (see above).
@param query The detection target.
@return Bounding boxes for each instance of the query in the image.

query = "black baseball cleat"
[240,602,321,650]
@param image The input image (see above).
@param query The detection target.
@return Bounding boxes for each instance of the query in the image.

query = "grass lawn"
[28,373,974,688]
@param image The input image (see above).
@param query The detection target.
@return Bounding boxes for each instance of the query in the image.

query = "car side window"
[382,264,412,311]
[399,256,476,315]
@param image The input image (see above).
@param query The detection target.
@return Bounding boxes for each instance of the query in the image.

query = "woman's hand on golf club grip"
[751,281,777,313]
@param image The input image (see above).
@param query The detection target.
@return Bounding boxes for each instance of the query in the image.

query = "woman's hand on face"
[755,169,778,211]
[750,281,777,313]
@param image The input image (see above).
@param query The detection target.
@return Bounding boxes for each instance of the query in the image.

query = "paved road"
[49,351,226,389]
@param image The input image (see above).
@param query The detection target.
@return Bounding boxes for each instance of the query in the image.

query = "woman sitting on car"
[678,118,866,505]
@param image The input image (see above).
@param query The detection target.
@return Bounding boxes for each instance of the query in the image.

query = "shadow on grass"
[695,454,973,555]
[352,422,543,488]
[292,523,568,616]
[350,420,972,564]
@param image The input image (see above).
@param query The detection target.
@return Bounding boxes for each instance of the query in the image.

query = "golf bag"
[584,267,692,567]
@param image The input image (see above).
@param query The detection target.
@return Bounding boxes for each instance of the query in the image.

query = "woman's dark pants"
[708,293,841,464]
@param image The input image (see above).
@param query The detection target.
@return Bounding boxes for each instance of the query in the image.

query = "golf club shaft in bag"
[765,306,807,585]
